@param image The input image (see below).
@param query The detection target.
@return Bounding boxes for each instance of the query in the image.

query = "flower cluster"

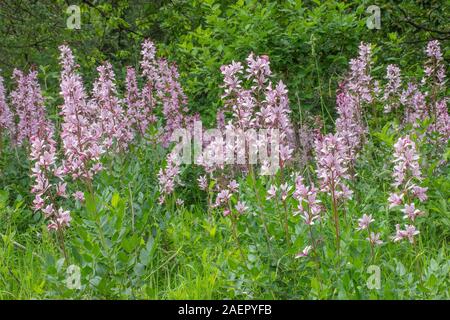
[125,67,147,136]
[211,180,246,217]
[197,175,208,190]
[347,42,373,104]
[335,89,365,162]
[0,74,14,137]
[140,39,195,147]
[219,53,295,171]
[315,134,352,201]
[423,41,448,142]
[382,41,449,144]
[30,124,70,231]
[157,151,181,204]
[400,83,428,127]
[389,135,426,244]
[92,62,133,151]
[355,214,383,247]
[423,40,445,88]
[58,45,104,183]
[383,64,402,113]
[334,43,374,165]
[10,69,48,145]
[293,175,322,225]
[434,98,450,142]
[297,115,322,169]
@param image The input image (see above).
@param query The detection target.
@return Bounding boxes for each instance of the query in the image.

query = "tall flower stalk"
[30,119,70,259]
[10,69,47,145]
[389,135,426,245]
[92,62,132,152]
[58,45,104,193]
[0,74,14,152]
[315,134,352,252]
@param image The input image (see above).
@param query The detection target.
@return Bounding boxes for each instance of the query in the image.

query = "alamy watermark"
[366,5,381,30]
[366,265,381,289]
[66,264,81,290]
[66,5,81,30]
[170,121,281,175]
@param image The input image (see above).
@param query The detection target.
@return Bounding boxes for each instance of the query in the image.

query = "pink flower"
[92,62,133,151]
[125,67,148,136]
[228,180,239,193]
[383,64,402,113]
[297,210,319,226]
[315,133,352,201]
[366,232,383,246]
[347,42,373,104]
[10,69,48,145]
[335,90,365,161]
[401,203,424,222]
[295,245,312,258]
[157,151,181,203]
[434,99,450,143]
[293,175,322,225]
[388,193,403,208]
[214,189,232,207]
[140,39,192,148]
[218,53,294,171]
[423,40,445,87]
[73,191,85,202]
[220,61,243,97]
[393,224,406,242]
[293,175,308,202]
[198,175,208,190]
[32,194,45,211]
[235,201,248,214]
[411,185,428,202]
[58,45,104,181]
[392,135,421,187]
[266,185,277,200]
[246,53,271,90]
[176,198,184,206]
[279,183,291,201]
[56,182,67,198]
[47,208,71,231]
[0,74,14,137]
[356,214,375,231]
[404,225,420,243]
[42,204,54,217]
[29,121,70,233]
[393,224,419,244]
[56,208,72,228]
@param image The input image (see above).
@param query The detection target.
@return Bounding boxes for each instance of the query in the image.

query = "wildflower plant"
[0,74,14,143]
[58,45,104,190]
[389,135,427,245]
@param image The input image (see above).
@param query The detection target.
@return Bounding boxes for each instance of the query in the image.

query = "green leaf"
[111,192,120,208]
